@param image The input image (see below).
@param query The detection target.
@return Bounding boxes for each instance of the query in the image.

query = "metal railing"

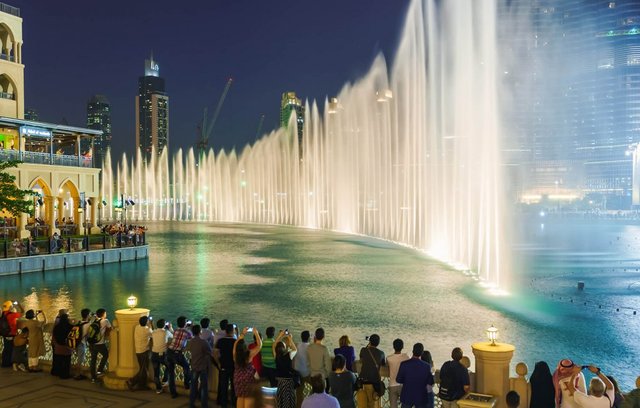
[0,149,94,168]
[0,91,15,100]
[0,2,20,17]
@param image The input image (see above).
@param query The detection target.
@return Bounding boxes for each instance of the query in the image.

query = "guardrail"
[0,149,94,168]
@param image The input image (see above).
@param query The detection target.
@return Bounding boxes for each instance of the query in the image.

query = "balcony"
[0,91,15,100]
[0,149,93,168]
[0,2,19,17]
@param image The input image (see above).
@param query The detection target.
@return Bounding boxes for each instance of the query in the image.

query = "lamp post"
[472,326,515,408]
[486,325,498,346]
[127,294,137,310]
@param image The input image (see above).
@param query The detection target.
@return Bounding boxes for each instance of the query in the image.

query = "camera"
[186,320,192,326]
[247,327,253,332]
[165,321,170,327]
[149,316,153,320]
[284,329,289,335]
[12,301,17,305]
[581,365,590,370]
[365,336,370,341]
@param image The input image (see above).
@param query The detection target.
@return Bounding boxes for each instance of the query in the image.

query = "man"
[261,326,277,386]
[567,365,614,408]
[127,315,153,390]
[213,319,230,346]
[89,308,112,382]
[73,308,91,379]
[301,374,340,408]
[308,327,332,392]
[396,343,434,408]
[553,359,587,408]
[1,300,23,367]
[506,390,520,408]
[215,323,237,408]
[358,334,386,408]
[438,347,470,408]
[188,324,212,408]
[294,330,312,408]
[151,318,173,394]
[387,338,410,408]
[167,316,193,398]
[200,317,214,348]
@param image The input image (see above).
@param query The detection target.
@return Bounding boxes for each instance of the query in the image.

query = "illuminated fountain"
[103,0,509,288]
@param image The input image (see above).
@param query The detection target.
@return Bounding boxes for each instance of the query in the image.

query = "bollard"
[3,240,7,258]
[67,237,71,253]
[102,234,106,249]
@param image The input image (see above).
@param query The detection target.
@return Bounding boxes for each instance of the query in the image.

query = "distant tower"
[0,4,24,119]
[135,52,169,161]
[280,92,305,151]
[24,107,38,121]
[86,94,112,169]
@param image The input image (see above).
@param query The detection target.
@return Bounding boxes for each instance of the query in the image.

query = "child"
[12,327,29,372]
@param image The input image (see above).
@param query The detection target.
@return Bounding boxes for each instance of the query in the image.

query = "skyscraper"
[135,53,169,161]
[86,94,112,169]
[24,107,38,121]
[280,91,304,152]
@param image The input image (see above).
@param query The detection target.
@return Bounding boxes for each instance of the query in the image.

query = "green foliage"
[0,160,36,216]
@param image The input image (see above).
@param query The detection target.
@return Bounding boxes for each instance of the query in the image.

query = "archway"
[58,178,81,235]
[29,177,53,237]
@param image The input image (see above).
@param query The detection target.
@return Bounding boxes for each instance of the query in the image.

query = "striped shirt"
[261,337,276,368]
[169,327,193,351]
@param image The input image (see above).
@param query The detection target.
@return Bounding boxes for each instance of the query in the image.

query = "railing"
[0,2,20,17]
[0,149,94,168]
[0,91,15,100]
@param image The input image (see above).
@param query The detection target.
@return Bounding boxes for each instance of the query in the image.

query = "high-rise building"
[86,94,112,168]
[280,92,304,151]
[0,3,23,119]
[135,53,169,161]
[24,107,38,121]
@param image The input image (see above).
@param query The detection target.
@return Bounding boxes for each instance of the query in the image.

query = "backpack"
[0,313,10,337]
[86,319,102,345]
[438,362,458,401]
[66,321,88,349]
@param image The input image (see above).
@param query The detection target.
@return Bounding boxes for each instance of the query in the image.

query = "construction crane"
[196,77,233,158]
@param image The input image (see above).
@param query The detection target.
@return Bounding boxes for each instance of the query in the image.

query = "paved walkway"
[0,367,195,408]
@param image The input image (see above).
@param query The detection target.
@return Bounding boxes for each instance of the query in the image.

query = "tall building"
[135,53,169,161]
[280,92,304,152]
[0,2,23,119]
[24,107,38,121]
[86,94,112,169]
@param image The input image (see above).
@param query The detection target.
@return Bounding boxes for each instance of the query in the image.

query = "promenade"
[0,367,191,407]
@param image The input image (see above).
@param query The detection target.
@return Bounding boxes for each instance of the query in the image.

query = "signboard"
[20,126,52,139]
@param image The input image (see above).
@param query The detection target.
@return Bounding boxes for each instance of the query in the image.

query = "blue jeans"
[167,349,190,396]
[189,369,209,408]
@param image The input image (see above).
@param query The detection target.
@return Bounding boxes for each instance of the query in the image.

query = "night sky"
[8,1,409,159]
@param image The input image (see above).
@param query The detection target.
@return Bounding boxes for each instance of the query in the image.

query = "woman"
[51,313,73,379]
[329,354,357,408]
[607,375,624,408]
[529,361,555,408]
[274,330,298,408]
[12,327,29,371]
[19,309,46,372]
[420,351,435,408]
[234,327,263,408]
[334,335,356,371]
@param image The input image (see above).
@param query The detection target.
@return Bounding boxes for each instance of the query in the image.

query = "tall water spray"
[104,0,509,288]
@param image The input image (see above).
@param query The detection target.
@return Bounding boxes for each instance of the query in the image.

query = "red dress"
[234,363,257,397]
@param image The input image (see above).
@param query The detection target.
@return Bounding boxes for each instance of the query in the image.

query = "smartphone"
[186,320,192,325]
[12,301,17,305]
[247,327,254,332]
[285,329,289,335]
[164,321,170,327]
[581,365,589,370]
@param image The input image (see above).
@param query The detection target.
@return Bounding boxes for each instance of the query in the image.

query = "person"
[396,343,434,408]
[438,347,470,408]
[387,338,410,408]
[17,309,46,372]
[622,376,640,408]
[274,330,298,408]
[151,318,173,394]
[553,359,586,408]
[308,327,332,391]
[234,327,263,408]
[12,326,29,371]
[607,376,624,408]
[529,361,555,408]
[51,313,73,379]
[420,351,435,408]
[167,316,193,398]
[567,365,614,408]
[216,323,237,407]
[127,315,153,390]
[261,326,278,387]
[329,354,357,408]
[200,317,214,348]
[357,334,386,408]
[302,374,340,408]
[1,300,23,367]
[188,324,212,408]
[72,308,91,379]
[506,390,520,408]
[334,335,356,372]
[294,330,312,408]
[214,319,230,346]
[89,308,112,383]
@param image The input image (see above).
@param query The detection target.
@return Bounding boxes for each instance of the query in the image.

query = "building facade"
[135,54,169,162]
[0,2,23,119]
[86,94,111,169]
[280,91,304,152]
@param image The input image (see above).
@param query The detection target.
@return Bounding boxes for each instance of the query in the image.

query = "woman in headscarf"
[51,313,73,379]
[529,361,555,408]
[552,358,586,408]
[18,309,47,372]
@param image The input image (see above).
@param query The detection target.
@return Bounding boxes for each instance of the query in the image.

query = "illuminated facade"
[86,94,111,169]
[135,54,169,161]
[0,2,23,119]
[280,91,304,151]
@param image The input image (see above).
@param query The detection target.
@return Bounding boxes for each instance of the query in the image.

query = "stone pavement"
[0,367,195,408]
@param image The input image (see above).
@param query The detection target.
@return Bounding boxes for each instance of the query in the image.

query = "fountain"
[102,0,509,288]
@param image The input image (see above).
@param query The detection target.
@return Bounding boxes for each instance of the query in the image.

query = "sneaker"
[96,371,105,376]
[91,378,97,383]
[155,388,163,395]
[17,365,27,372]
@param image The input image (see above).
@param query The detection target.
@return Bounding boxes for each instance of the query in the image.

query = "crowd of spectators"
[2,300,640,408]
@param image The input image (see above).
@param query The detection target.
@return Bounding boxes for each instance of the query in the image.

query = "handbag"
[366,347,386,398]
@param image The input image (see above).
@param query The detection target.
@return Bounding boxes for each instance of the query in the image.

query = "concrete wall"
[0,245,148,276]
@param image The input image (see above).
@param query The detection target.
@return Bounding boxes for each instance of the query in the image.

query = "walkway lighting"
[127,295,137,310]
[486,325,498,346]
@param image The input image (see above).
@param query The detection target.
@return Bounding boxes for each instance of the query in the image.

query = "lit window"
[609,2,615,8]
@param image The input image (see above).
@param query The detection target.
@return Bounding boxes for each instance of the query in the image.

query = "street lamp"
[127,294,137,310]
[486,325,498,346]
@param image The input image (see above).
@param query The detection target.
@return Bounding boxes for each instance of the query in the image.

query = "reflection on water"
[1,220,639,389]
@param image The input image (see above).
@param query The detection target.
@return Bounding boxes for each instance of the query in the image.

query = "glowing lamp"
[486,325,498,346]
[77,207,83,213]
[127,295,137,310]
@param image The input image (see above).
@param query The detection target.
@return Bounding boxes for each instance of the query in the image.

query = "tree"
[0,160,35,216]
